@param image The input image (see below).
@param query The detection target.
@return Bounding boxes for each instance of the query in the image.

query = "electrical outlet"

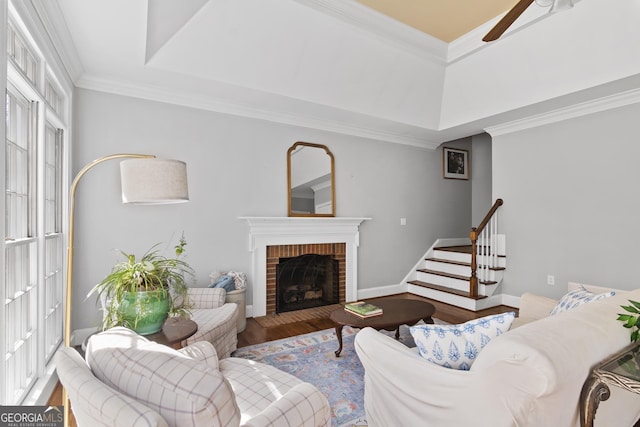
[547,275,555,286]
[400,218,406,226]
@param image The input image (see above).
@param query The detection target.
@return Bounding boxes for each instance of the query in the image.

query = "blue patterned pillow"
[549,286,615,315]
[209,274,235,292]
[410,312,515,370]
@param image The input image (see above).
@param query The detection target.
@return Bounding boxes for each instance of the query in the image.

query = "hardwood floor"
[48,292,517,426]
[238,292,518,347]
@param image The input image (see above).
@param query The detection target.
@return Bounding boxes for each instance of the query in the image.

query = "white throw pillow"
[550,286,616,315]
[410,312,515,370]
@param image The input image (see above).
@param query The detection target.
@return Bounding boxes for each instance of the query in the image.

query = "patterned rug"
[232,323,427,427]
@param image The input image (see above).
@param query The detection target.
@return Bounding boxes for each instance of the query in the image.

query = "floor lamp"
[62,154,189,426]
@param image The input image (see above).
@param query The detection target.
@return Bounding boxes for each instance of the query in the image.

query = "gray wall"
[471,133,492,226]
[71,89,471,330]
[493,102,640,298]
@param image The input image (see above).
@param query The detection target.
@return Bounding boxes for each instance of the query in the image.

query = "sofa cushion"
[410,312,515,370]
[550,286,616,315]
[86,327,240,427]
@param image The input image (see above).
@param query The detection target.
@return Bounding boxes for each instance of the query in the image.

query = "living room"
[3,0,640,425]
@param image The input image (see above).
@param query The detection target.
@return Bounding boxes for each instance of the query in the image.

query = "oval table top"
[330,298,435,330]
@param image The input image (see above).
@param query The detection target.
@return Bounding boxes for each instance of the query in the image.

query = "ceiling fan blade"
[483,0,535,42]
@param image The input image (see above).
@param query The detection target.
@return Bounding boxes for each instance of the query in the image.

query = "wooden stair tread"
[408,280,488,300]
[417,268,498,285]
[434,245,472,254]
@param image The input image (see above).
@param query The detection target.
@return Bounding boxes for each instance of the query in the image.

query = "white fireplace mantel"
[240,217,370,317]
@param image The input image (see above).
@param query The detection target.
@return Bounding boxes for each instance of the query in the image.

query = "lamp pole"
[64,153,154,347]
[62,153,154,427]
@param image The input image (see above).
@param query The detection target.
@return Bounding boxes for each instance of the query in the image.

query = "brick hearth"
[266,243,346,315]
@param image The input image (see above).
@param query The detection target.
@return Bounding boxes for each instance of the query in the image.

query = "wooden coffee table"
[329,298,435,357]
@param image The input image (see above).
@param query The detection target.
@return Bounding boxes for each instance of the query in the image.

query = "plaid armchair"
[183,287,238,358]
[56,327,331,427]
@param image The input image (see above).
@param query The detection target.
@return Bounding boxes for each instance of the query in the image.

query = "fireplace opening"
[276,254,339,313]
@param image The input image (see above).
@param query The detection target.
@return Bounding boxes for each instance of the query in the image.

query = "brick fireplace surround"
[241,217,369,317]
[267,243,346,315]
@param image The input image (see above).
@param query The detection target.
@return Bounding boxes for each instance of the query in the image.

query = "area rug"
[232,322,432,427]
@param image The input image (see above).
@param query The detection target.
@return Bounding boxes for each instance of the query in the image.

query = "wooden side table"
[580,342,640,427]
[147,316,198,349]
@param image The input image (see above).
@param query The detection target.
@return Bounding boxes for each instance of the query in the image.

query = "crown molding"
[29,0,84,84]
[292,0,448,65]
[76,74,442,150]
[485,88,640,137]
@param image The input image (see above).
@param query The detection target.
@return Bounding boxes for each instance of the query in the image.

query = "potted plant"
[617,300,640,342]
[90,235,195,335]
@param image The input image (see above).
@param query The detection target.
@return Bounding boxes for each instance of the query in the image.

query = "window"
[4,85,38,406]
[2,9,68,405]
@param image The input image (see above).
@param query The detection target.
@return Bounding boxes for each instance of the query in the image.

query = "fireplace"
[241,217,369,317]
[267,243,345,315]
[276,254,339,313]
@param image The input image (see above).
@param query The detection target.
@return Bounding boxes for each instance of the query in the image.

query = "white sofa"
[56,327,331,427]
[355,283,640,427]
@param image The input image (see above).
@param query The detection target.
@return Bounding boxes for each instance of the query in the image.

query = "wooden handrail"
[469,199,504,297]
[475,198,503,235]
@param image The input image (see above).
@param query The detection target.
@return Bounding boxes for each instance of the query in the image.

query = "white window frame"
[1,0,72,405]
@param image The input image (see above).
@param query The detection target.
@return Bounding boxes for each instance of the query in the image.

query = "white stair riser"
[425,262,504,283]
[477,256,507,269]
[475,269,500,283]
[424,261,470,276]
[479,282,499,297]
[433,250,470,263]
[416,272,469,292]
[409,284,476,310]
[408,284,503,311]
[432,251,506,269]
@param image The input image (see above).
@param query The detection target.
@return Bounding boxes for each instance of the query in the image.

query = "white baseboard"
[500,293,520,309]
[357,283,406,300]
[246,305,253,318]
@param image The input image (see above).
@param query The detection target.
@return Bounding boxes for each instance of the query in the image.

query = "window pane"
[44,125,61,235]
[5,90,31,240]
[4,241,37,405]
[44,236,63,361]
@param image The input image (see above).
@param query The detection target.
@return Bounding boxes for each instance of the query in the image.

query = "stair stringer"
[399,237,471,285]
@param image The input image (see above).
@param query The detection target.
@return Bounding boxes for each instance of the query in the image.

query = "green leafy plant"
[89,235,195,332]
[617,300,640,342]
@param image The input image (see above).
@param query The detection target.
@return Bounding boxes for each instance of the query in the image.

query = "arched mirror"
[287,142,335,217]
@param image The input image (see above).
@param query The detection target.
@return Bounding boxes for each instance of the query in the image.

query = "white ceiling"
[46,0,640,148]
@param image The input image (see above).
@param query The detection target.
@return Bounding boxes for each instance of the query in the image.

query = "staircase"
[407,199,506,311]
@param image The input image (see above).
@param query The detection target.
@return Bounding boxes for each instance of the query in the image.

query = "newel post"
[469,227,478,297]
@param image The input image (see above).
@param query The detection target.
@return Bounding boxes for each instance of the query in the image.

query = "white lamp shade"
[120,158,189,204]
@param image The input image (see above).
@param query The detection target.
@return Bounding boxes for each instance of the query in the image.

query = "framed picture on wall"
[443,147,469,180]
